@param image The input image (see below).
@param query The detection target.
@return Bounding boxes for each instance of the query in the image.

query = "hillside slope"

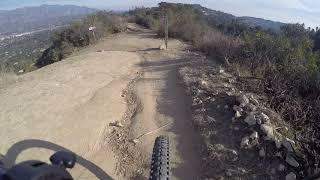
[179,3,285,31]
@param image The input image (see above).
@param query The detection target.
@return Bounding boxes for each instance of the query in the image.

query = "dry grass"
[194,29,243,64]
[0,65,18,88]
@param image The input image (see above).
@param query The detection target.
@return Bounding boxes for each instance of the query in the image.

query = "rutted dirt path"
[0,24,202,179]
[107,25,202,179]
[125,37,201,180]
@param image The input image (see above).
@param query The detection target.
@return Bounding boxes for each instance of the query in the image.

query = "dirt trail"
[0,24,201,179]
[127,39,201,179]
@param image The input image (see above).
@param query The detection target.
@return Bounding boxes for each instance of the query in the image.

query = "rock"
[200,80,208,88]
[237,94,249,107]
[235,111,242,118]
[226,91,233,96]
[275,137,282,149]
[219,67,225,74]
[159,44,167,50]
[244,113,257,126]
[278,164,285,171]
[234,126,240,131]
[256,118,262,125]
[286,155,300,168]
[217,105,221,109]
[225,168,246,177]
[222,83,230,88]
[275,152,282,158]
[204,96,211,101]
[238,168,246,174]
[226,149,238,162]
[282,139,294,152]
[250,131,259,140]
[286,172,297,180]
[240,136,250,149]
[286,138,296,144]
[260,124,275,140]
[228,78,235,83]
[260,112,270,124]
[130,139,140,144]
[259,148,266,157]
[249,94,259,105]
[192,98,202,106]
[246,103,257,111]
[18,69,24,73]
[224,105,229,109]
[110,121,124,127]
[197,89,204,96]
[233,105,243,112]
[284,126,289,131]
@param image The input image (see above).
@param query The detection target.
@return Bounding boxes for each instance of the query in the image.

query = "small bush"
[0,63,17,88]
[128,7,161,30]
[194,29,243,64]
[157,3,209,42]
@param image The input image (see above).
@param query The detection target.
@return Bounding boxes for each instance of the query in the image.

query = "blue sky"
[0,0,319,28]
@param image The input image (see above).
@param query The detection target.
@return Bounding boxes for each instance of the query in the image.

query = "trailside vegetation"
[130,2,320,167]
[36,11,127,67]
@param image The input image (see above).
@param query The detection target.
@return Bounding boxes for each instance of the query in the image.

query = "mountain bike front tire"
[149,136,170,180]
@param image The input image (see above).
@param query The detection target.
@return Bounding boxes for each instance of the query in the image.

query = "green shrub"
[128,7,161,29]
[36,11,127,68]
[157,3,209,42]
[130,2,320,169]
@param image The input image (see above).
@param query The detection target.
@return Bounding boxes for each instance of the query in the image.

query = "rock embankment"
[179,58,303,179]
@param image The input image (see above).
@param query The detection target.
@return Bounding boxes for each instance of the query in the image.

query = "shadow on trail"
[140,55,203,179]
[3,139,112,180]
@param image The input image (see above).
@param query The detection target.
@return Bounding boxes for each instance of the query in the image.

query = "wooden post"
[92,30,96,42]
[165,13,168,49]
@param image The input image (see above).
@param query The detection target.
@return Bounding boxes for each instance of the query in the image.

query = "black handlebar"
[0,151,76,180]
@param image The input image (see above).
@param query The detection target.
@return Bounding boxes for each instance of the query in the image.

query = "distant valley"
[0,4,96,36]
[0,4,96,72]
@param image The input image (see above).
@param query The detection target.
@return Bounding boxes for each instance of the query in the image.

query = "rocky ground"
[179,55,307,180]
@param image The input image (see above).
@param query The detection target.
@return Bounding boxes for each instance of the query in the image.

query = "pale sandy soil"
[0,24,202,180]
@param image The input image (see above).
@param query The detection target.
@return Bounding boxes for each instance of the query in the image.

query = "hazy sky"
[0,0,319,28]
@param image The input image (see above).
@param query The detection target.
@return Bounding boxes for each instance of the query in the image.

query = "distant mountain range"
[0,5,96,37]
[192,4,285,31]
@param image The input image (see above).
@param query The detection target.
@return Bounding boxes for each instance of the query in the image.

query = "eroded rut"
[110,42,202,179]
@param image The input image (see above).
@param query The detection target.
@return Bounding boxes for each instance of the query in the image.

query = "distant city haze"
[0,0,319,28]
